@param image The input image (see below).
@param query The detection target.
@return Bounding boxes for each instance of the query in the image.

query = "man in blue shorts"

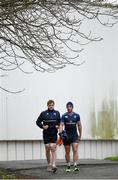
[36,100,60,173]
[60,102,82,172]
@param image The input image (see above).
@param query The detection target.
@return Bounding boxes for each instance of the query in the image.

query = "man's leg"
[72,143,79,171]
[64,145,71,164]
[50,143,57,173]
[45,144,52,171]
[72,143,78,164]
[64,145,71,172]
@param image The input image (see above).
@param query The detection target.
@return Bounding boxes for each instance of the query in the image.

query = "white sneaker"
[47,165,52,172]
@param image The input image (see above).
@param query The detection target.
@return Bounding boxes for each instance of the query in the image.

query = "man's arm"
[77,121,82,140]
[36,112,44,129]
[59,114,65,133]
[59,122,64,133]
[55,111,61,129]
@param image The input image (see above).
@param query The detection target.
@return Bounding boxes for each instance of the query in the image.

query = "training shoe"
[73,165,80,172]
[52,166,57,173]
[65,166,71,172]
[47,165,52,172]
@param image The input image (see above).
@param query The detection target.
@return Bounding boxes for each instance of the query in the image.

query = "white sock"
[52,165,56,167]
[74,162,77,166]
[67,162,71,167]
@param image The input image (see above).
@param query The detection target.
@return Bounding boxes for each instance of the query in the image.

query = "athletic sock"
[74,162,77,167]
[67,162,71,167]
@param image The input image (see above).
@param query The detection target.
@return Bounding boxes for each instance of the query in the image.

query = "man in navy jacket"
[36,100,60,173]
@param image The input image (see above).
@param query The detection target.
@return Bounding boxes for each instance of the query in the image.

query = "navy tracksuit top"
[36,109,60,139]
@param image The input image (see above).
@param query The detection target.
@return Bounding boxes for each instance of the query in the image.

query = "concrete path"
[0,159,118,179]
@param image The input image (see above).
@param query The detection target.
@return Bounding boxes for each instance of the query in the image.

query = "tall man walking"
[36,100,60,173]
[60,102,82,172]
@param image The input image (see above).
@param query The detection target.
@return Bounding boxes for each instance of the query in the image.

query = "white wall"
[0,18,118,141]
[0,140,118,161]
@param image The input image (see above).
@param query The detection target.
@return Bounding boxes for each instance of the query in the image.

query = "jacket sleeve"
[36,112,44,129]
[57,111,61,125]
[60,114,65,124]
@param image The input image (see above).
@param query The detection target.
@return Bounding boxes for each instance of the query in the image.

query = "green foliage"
[90,99,118,139]
[104,156,118,161]
[0,169,16,179]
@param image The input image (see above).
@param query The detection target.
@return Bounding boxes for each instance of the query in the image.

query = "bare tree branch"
[0,0,118,92]
[0,85,25,93]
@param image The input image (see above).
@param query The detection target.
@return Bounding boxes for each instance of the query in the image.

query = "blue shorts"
[63,135,79,146]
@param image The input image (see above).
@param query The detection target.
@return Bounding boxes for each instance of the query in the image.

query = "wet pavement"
[0,159,118,179]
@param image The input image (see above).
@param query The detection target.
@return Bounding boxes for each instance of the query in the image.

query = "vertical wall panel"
[16,142,25,160]
[0,142,8,161]
[32,141,40,159]
[24,141,33,160]
[111,141,117,156]
[96,141,102,159]
[8,142,16,160]
[39,141,45,159]
[106,140,112,157]
[116,141,118,155]
[85,140,91,159]
[57,145,65,159]
[91,141,97,159]
[0,140,118,161]
[101,141,107,159]
[78,141,84,159]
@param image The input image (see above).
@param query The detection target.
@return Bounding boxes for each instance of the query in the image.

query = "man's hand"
[55,125,59,129]
[43,125,49,130]
[78,136,81,141]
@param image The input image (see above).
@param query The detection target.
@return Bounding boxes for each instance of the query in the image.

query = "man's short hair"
[66,101,74,108]
[47,100,55,106]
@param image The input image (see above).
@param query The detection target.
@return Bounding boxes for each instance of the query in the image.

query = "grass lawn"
[104,156,118,161]
[0,169,16,179]
[0,168,34,179]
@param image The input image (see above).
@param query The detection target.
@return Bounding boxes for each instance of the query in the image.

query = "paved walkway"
[0,159,118,179]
